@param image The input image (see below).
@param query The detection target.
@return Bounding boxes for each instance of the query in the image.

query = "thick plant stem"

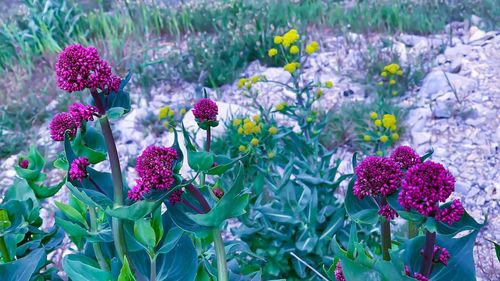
[89,207,109,271]
[380,196,392,261]
[150,255,157,281]
[408,221,418,239]
[0,236,11,262]
[91,90,127,263]
[212,229,229,281]
[420,230,436,277]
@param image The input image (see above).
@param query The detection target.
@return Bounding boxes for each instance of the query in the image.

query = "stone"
[444,43,471,60]
[412,132,431,145]
[469,26,487,42]
[419,70,478,99]
[432,101,453,118]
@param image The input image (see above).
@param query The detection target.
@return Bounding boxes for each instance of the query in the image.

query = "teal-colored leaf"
[134,218,156,250]
[55,201,88,228]
[0,249,46,281]
[117,256,136,281]
[187,150,215,172]
[156,227,184,255]
[63,254,112,281]
[345,177,379,224]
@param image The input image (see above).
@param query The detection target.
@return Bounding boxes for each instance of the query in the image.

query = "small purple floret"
[435,199,464,225]
[390,145,421,169]
[49,112,77,141]
[353,156,403,199]
[192,98,218,122]
[69,157,90,182]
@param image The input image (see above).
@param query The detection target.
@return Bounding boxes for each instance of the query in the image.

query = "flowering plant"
[2,45,253,281]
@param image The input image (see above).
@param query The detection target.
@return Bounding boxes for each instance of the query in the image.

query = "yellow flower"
[363,135,371,142]
[237,78,247,88]
[239,145,246,152]
[376,150,383,156]
[396,70,403,76]
[389,79,396,85]
[390,125,397,131]
[316,89,324,98]
[268,126,278,135]
[369,112,378,119]
[282,29,299,47]
[381,71,388,77]
[374,119,382,126]
[268,48,278,57]
[233,119,242,126]
[244,118,251,123]
[284,63,297,73]
[158,106,174,120]
[391,133,400,141]
[275,102,288,111]
[305,41,319,54]
[290,45,299,54]
[179,108,187,115]
[237,127,244,134]
[267,152,275,159]
[380,135,389,143]
[252,115,260,122]
[325,81,333,88]
[250,138,259,146]
[382,114,396,129]
[162,121,170,128]
[274,36,283,44]
[392,91,398,96]
[306,117,314,123]
[384,63,400,75]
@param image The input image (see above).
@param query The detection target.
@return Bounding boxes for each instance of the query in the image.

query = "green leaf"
[71,128,106,164]
[134,218,156,250]
[117,256,136,281]
[420,148,434,162]
[63,254,112,281]
[106,197,164,221]
[0,249,46,281]
[107,107,127,120]
[26,177,66,199]
[66,183,112,210]
[493,241,500,263]
[187,163,249,227]
[55,217,87,239]
[423,217,437,233]
[152,207,164,245]
[206,154,247,175]
[55,201,88,228]
[0,209,11,233]
[345,177,379,224]
[14,146,45,181]
[156,227,184,255]
[187,150,214,172]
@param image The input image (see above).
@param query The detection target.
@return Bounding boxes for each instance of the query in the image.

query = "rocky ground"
[0,22,498,279]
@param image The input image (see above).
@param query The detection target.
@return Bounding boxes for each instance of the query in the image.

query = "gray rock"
[419,70,478,99]
[444,43,471,60]
[432,101,453,118]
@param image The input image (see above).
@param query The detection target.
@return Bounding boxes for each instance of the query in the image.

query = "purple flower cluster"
[50,112,77,141]
[213,187,224,199]
[334,262,345,281]
[19,159,29,169]
[168,189,184,205]
[69,103,98,127]
[404,266,429,281]
[128,145,179,201]
[56,44,120,93]
[390,146,421,170]
[353,156,403,199]
[420,245,451,266]
[378,205,398,220]
[398,161,455,216]
[192,98,218,122]
[49,103,98,141]
[69,157,90,182]
[435,199,464,225]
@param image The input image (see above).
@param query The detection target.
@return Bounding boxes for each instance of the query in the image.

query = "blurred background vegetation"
[1,0,499,158]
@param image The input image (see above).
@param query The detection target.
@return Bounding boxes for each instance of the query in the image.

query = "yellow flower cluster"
[382,114,397,130]
[158,105,174,120]
[325,81,333,88]
[274,29,300,48]
[268,48,278,57]
[237,75,264,89]
[284,62,300,74]
[234,116,263,135]
[363,112,399,144]
[383,63,403,76]
[305,41,319,54]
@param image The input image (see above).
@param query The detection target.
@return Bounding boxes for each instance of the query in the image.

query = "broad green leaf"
[254,206,299,224]
[0,209,11,233]
[0,249,46,281]
[63,254,112,281]
[207,154,247,175]
[55,217,87,239]
[187,150,214,172]
[107,107,127,120]
[14,146,45,181]
[27,177,66,199]
[152,207,164,245]
[134,218,156,250]
[494,241,500,263]
[117,256,136,281]
[66,183,112,210]
[55,201,88,228]
[72,128,106,164]
[156,227,184,255]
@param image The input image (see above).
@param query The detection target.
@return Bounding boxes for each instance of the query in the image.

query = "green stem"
[380,196,392,261]
[91,90,127,263]
[408,221,418,239]
[89,207,109,271]
[0,236,11,262]
[150,255,157,281]
[420,230,436,277]
[212,229,228,281]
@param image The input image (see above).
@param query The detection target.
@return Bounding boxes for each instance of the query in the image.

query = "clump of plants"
[1,44,259,280]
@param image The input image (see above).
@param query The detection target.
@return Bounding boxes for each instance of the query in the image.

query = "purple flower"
[168,189,183,205]
[334,262,345,281]
[129,145,178,201]
[19,159,29,169]
[404,265,411,276]
[436,247,450,266]
[192,98,218,122]
[378,205,398,220]
[69,157,90,182]
[399,161,455,216]
[353,156,403,199]
[413,273,428,281]
[213,187,224,199]
[69,103,98,127]
[56,44,120,93]
[390,145,421,169]
[49,112,77,141]
[435,199,464,225]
